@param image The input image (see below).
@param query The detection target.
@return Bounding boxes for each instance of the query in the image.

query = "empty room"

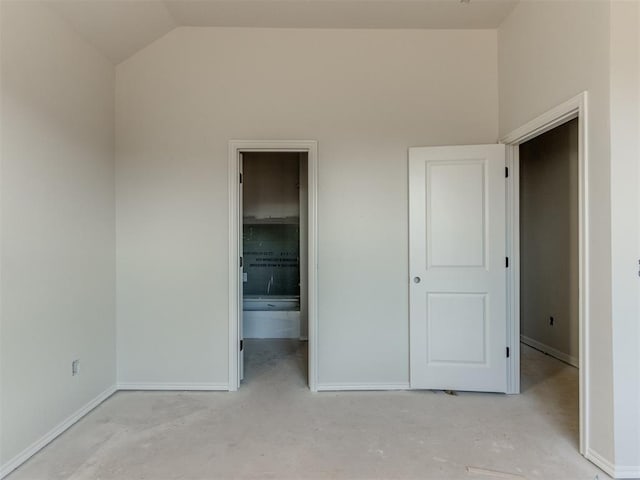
[1,1,639,479]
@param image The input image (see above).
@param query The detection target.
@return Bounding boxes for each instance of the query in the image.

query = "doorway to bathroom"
[228,140,318,392]
[241,151,308,387]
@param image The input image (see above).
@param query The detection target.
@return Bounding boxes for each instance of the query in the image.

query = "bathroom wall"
[243,152,300,299]
[242,152,303,338]
[243,152,300,221]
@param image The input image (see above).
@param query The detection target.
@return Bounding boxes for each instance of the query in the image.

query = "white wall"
[115,27,498,387]
[520,119,579,365]
[499,0,640,474]
[609,1,640,474]
[0,1,115,473]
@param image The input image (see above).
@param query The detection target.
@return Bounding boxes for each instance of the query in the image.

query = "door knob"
[413,276,421,284]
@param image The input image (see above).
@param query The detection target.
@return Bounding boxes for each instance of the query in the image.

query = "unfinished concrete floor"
[8,341,605,480]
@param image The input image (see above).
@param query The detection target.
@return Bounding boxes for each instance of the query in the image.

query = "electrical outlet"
[549,316,554,326]
[72,359,80,376]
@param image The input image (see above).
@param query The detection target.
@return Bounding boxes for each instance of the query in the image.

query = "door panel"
[427,293,487,364]
[428,161,486,268]
[409,144,506,392]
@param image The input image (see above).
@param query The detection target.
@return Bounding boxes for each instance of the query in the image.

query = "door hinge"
[506,257,509,268]
[239,256,243,268]
[505,167,509,178]
[506,347,510,358]
[240,340,244,351]
[239,172,243,183]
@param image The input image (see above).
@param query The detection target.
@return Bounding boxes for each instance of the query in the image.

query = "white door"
[409,144,507,392]
[239,153,245,382]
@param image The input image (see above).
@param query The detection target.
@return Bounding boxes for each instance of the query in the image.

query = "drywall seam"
[0,385,117,479]
[520,335,578,368]
[116,383,229,391]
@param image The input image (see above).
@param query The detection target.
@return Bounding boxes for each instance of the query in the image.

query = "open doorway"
[228,140,318,392]
[519,118,580,446]
[503,92,588,455]
[241,152,308,387]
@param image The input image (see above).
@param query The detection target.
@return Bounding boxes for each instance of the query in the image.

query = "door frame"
[501,92,589,455]
[228,140,319,392]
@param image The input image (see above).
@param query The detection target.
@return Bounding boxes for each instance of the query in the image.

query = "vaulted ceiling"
[47,0,519,64]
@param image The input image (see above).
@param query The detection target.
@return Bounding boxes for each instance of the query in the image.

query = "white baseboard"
[613,467,640,479]
[586,447,640,478]
[614,466,640,479]
[586,448,616,478]
[521,335,579,368]
[0,382,228,478]
[0,385,116,480]
[117,383,229,391]
[316,383,410,391]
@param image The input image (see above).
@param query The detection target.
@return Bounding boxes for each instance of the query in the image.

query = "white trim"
[501,94,585,145]
[0,385,116,479]
[317,383,410,391]
[586,449,616,479]
[117,383,229,391]
[613,467,640,479]
[587,447,640,479]
[228,140,319,392]
[505,142,521,395]
[228,141,240,391]
[502,92,589,457]
[611,466,640,479]
[521,335,579,368]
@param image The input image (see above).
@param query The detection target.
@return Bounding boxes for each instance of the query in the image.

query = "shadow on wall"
[519,119,579,367]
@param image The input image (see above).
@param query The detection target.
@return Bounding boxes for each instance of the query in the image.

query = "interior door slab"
[409,144,507,393]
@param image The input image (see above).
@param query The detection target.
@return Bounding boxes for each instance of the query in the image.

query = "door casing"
[228,140,319,392]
